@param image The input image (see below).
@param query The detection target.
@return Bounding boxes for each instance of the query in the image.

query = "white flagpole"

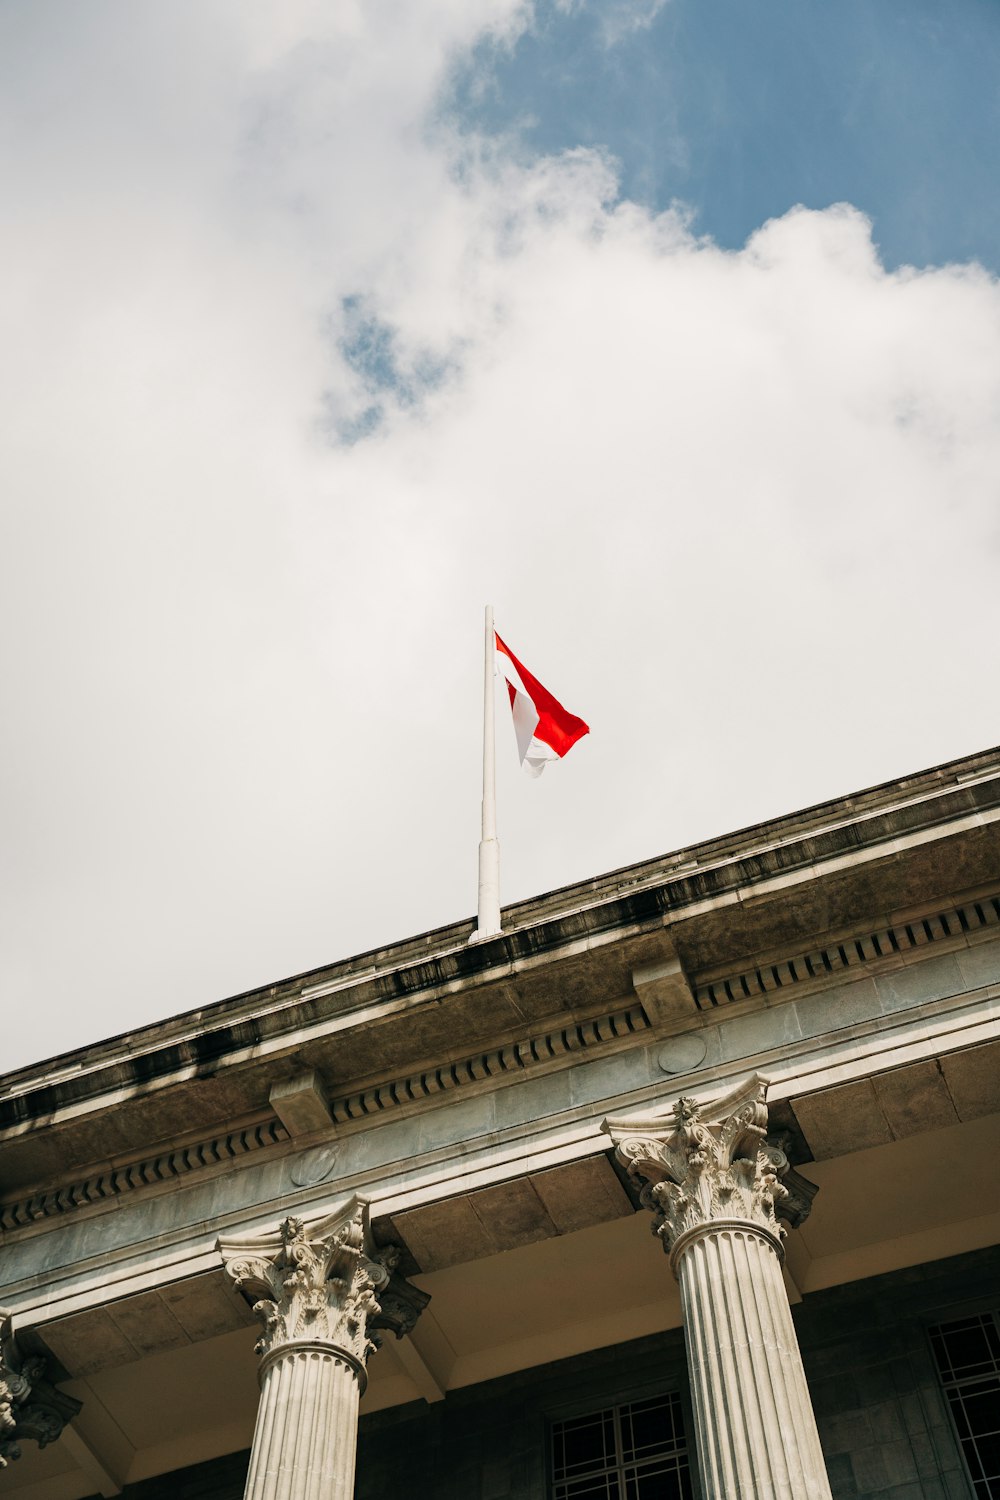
[472,603,501,940]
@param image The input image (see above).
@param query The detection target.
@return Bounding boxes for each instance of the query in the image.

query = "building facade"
[2,748,1000,1500]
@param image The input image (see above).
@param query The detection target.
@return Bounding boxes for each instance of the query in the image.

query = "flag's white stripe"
[522,733,561,778]
[495,640,529,698]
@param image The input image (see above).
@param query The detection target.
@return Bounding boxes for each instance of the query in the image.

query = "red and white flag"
[495,632,589,777]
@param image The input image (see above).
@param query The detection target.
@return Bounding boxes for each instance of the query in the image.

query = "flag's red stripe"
[495,632,589,758]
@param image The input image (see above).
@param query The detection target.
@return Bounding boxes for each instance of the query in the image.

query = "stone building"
[2,747,1000,1500]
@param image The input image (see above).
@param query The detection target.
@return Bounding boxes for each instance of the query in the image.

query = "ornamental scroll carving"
[217,1197,425,1371]
[602,1074,799,1259]
[0,1311,81,1468]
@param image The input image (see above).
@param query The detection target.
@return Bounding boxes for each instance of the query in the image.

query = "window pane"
[932,1312,1000,1500]
[554,1411,616,1480]
[621,1395,684,1462]
[933,1317,1000,1382]
[959,1386,1000,1441]
[973,1431,1000,1480]
[625,1462,692,1500]
[552,1396,691,1500]
[555,1473,620,1500]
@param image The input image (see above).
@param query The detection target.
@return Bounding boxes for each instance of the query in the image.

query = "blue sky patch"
[446,0,1000,272]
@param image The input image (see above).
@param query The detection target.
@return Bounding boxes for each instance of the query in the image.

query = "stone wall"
[102,1246,1000,1500]
[799,1247,1000,1500]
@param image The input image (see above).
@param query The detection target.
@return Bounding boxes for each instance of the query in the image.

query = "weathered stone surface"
[793,1080,894,1160]
[631,954,697,1028]
[41,1276,256,1377]
[940,1039,1000,1120]
[268,1072,333,1138]
[392,1158,634,1272]
[529,1158,632,1236]
[872,1063,958,1138]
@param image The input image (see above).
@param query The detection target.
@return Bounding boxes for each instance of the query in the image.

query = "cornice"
[5,874,999,1242]
[0,1004,649,1239]
[0,747,995,1146]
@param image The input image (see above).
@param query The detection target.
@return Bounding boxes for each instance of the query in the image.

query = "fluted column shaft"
[674,1223,831,1500]
[604,1075,833,1500]
[218,1198,428,1500]
[245,1345,362,1500]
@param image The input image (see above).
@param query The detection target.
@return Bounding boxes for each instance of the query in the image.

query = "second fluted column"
[219,1197,426,1500]
[604,1075,832,1500]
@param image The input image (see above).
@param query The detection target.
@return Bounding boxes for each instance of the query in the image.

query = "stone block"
[875,952,964,1013]
[161,1271,256,1340]
[820,1409,872,1455]
[907,1429,938,1476]
[868,1400,906,1444]
[810,1372,859,1416]
[795,978,880,1041]
[108,1290,189,1358]
[41,1306,139,1376]
[880,1437,919,1486]
[940,1039,1000,1120]
[850,1443,888,1492]
[928,1421,963,1472]
[568,1047,651,1106]
[944,1470,973,1500]
[417,1093,496,1153]
[792,1079,893,1160]
[716,1002,803,1063]
[529,1157,632,1236]
[493,1068,572,1128]
[394,1197,495,1272]
[469,1178,558,1253]
[853,1362,898,1406]
[823,1452,859,1498]
[898,1392,929,1435]
[269,1072,333,1138]
[956,935,1000,989]
[631,956,697,1028]
[872,1062,959,1138]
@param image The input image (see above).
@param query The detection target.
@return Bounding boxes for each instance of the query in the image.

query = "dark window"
[551,1393,694,1500]
[931,1312,1000,1499]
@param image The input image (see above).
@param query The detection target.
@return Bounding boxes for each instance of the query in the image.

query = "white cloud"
[2,3,999,1070]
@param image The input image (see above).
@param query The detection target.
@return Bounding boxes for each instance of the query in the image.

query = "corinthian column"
[603,1075,831,1500]
[218,1197,427,1500]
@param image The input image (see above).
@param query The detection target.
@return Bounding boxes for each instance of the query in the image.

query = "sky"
[3,0,1000,1073]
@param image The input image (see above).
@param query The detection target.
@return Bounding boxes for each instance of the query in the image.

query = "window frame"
[548,1386,697,1500]
[927,1307,1000,1500]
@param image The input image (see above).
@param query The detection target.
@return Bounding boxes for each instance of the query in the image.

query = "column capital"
[602,1073,790,1262]
[217,1196,411,1379]
[0,1311,81,1469]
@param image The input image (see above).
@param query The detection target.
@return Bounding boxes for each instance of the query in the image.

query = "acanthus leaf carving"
[218,1198,425,1370]
[602,1074,796,1258]
[0,1311,81,1469]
